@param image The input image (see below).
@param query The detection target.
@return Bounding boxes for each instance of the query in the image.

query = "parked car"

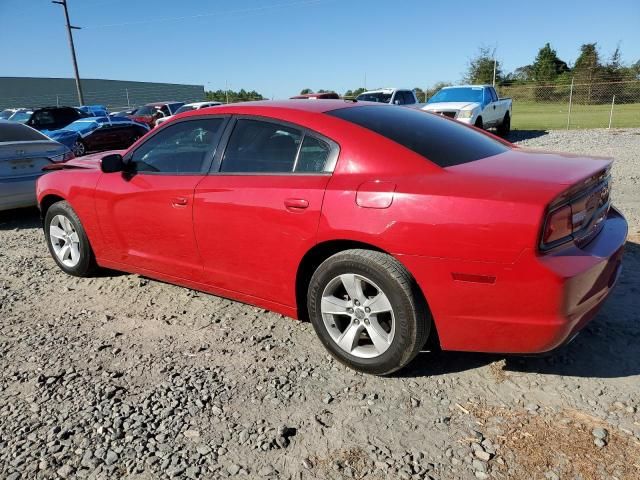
[290,92,340,100]
[110,108,138,117]
[14,106,88,132]
[1,120,72,211]
[155,101,222,127]
[1,108,28,120]
[44,116,150,156]
[356,88,418,105]
[37,100,626,375]
[130,102,185,128]
[78,105,109,117]
[421,85,512,135]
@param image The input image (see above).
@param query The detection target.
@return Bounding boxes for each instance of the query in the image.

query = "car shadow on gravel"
[507,130,548,142]
[403,241,640,380]
[0,207,41,230]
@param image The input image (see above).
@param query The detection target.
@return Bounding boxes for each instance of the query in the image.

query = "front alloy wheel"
[49,214,81,268]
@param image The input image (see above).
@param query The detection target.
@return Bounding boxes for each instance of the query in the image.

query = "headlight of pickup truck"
[457,110,474,119]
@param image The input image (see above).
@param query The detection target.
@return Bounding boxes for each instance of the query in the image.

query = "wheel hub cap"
[49,214,81,268]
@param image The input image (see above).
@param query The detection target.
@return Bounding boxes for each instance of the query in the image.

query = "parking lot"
[1,127,639,479]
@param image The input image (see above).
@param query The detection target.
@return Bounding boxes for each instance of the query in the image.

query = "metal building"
[0,77,206,111]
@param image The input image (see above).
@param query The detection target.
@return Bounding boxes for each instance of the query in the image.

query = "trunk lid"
[0,140,67,179]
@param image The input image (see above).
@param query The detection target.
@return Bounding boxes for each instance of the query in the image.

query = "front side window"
[220,119,302,173]
[130,118,224,174]
[31,110,56,128]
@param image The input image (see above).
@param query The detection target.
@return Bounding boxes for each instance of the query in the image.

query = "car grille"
[434,111,456,118]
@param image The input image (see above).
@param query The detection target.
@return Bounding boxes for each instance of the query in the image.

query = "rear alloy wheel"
[45,201,96,277]
[497,112,511,137]
[308,249,430,375]
[72,139,86,156]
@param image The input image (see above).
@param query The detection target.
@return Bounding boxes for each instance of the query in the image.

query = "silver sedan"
[0,120,72,211]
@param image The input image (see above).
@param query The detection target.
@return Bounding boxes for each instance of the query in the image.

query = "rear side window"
[0,122,49,142]
[295,136,331,173]
[221,119,302,173]
[327,105,508,167]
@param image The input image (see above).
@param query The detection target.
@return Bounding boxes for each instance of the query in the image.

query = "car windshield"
[8,111,32,123]
[135,105,160,116]
[428,87,483,104]
[0,110,15,120]
[62,120,101,133]
[328,105,508,167]
[356,92,393,103]
[175,105,197,114]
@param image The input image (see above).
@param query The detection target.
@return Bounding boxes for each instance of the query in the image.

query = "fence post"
[566,78,574,130]
[126,89,130,108]
[608,95,616,129]
[56,95,60,107]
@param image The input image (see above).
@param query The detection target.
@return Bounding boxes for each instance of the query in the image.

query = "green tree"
[425,81,452,100]
[413,87,426,102]
[205,88,264,103]
[573,43,604,103]
[300,88,313,95]
[464,47,502,85]
[344,87,366,98]
[531,43,569,83]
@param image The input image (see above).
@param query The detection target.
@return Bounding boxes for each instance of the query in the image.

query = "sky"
[1,0,639,99]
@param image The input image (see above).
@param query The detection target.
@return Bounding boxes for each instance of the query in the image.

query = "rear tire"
[497,112,511,137]
[44,201,97,277]
[474,117,484,129]
[307,249,430,375]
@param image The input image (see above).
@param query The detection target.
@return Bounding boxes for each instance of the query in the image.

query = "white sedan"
[154,101,222,127]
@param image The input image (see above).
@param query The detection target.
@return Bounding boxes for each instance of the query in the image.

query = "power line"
[83,0,328,29]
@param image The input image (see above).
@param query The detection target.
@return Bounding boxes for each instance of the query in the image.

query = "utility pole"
[52,0,84,105]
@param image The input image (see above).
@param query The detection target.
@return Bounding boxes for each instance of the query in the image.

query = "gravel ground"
[1,128,639,480]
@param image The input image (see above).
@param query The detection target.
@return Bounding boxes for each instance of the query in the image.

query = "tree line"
[205,89,264,103]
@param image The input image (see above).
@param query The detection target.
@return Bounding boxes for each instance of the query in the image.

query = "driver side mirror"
[101,153,126,173]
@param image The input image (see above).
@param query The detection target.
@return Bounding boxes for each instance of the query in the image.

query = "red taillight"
[540,179,610,250]
[543,204,572,244]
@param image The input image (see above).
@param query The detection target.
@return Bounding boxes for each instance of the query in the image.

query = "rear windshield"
[0,122,49,142]
[327,105,508,167]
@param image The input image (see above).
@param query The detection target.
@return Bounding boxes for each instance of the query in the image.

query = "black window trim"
[122,114,231,176]
[208,114,340,176]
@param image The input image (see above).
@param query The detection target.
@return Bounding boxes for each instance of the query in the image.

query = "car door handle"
[284,198,309,210]
[171,196,189,207]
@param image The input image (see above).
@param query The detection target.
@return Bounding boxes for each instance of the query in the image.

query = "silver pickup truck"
[420,85,512,136]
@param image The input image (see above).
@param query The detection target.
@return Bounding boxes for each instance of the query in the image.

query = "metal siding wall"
[0,77,205,110]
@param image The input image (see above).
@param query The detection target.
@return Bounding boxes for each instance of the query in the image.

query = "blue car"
[43,117,149,156]
[78,105,109,117]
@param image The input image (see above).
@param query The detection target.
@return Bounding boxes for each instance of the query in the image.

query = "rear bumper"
[398,207,628,353]
[0,175,39,211]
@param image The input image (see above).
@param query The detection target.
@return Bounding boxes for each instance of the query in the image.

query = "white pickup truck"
[356,88,419,106]
[421,85,512,135]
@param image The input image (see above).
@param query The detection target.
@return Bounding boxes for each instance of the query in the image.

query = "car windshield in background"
[175,105,197,114]
[9,111,32,123]
[135,106,160,116]
[0,110,15,120]
[0,122,49,142]
[327,105,508,167]
[63,120,100,133]
[356,92,392,103]
[428,87,483,104]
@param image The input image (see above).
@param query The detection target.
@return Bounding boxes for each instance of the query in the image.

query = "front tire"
[307,249,430,375]
[44,201,96,277]
[474,116,484,129]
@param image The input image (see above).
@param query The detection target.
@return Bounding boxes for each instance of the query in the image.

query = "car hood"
[422,102,479,111]
[43,150,125,171]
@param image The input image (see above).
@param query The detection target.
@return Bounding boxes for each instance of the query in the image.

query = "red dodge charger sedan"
[36,100,627,375]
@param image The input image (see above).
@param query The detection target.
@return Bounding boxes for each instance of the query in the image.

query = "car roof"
[144,101,181,106]
[442,85,491,89]
[359,88,412,94]
[188,99,366,116]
